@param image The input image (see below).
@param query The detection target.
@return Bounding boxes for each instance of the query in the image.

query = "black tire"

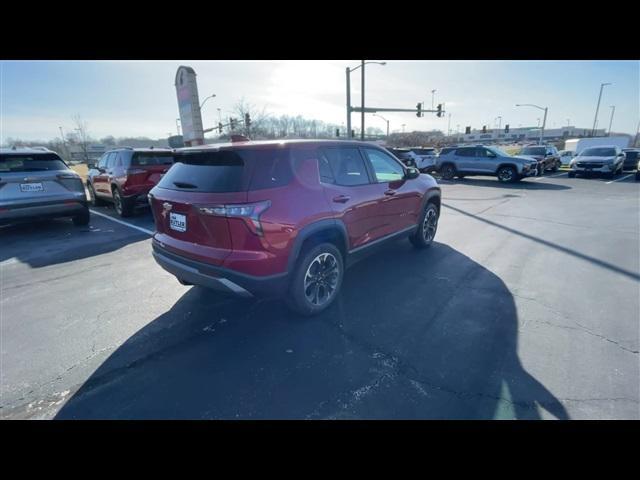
[286,242,344,316]
[440,163,456,180]
[497,165,517,183]
[551,161,559,172]
[72,208,90,226]
[410,202,439,249]
[112,187,134,217]
[87,182,106,206]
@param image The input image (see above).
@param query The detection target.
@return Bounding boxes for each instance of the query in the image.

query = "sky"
[1,60,638,142]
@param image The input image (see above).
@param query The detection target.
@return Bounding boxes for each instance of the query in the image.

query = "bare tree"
[71,114,92,163]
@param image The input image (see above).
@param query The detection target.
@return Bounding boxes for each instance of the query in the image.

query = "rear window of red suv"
[158,147,295,193]
[132,152,174,166]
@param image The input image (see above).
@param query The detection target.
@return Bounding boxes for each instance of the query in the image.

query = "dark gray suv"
[435,145,539,183]
[0,147,89,226]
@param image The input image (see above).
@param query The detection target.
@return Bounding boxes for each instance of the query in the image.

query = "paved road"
[1,172,638,419]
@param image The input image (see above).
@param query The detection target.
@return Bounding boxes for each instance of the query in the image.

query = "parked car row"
[387,143,639,183]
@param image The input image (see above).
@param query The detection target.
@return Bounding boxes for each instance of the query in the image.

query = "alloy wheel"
[303,252,340,307]
[422,207,438,242]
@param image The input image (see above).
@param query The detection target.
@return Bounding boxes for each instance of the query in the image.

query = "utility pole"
[431,89,436,110]
[592,82,612,137]
[176,118,181,135]
[346,67,351,138]
[447,113,451,136]
[361,60,365,140]
[607,105,615,136]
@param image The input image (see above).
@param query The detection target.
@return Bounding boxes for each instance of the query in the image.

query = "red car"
[149,140,441,315]
[87,147,175,217]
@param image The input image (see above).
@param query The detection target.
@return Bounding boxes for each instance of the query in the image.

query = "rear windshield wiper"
[173,181,198,189]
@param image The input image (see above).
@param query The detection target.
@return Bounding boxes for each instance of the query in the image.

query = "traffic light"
[244,113,251,128]
[336,128,340,137]
[351,129,355,138]
[436,104,443,118]
[505,124,510,133]
[230,118,236,130]
[416,103,422,117]
[482,125,487,133]
[465,126,471,135]
[218,122,223,133]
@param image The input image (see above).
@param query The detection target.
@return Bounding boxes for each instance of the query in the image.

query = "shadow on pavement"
[436,177,571,190]
[56,241,569,420]
[0,216,148,268]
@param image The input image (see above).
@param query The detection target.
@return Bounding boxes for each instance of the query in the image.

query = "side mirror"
[404,167,420,179]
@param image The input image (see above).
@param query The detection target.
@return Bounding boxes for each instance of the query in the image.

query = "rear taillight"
[198,200,271,236]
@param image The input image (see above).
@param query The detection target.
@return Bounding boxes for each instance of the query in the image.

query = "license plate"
[20,183,44,192]
[169,212,187,232]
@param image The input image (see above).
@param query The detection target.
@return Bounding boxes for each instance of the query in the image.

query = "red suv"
[149,140,441,315]
[87,147,175,217]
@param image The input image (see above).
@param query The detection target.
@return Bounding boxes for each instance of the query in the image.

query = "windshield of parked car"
[520,146,546,155]
[0,153,68,172]
[579,148,617,157]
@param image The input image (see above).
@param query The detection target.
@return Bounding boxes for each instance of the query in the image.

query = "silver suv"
[435,145,539,183]
[0,147,89,226]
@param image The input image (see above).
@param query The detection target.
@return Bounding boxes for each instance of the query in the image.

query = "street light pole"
[592,82,612,137]
[515,103,548,145]
[361,60,365,140]
[345,61,386,140]
[447,113,452,136]
[431,89,436,110]
[607,105,615,136]
[346,67,351,138]
[176,118,181,135]
[373,113,389,138]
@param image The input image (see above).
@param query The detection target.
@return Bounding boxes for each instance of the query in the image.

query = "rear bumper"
[0,199,87,224]
[152,242,289,298]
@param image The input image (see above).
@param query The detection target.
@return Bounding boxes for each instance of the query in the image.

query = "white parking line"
[605,174,633,185]
[89,209,154,236]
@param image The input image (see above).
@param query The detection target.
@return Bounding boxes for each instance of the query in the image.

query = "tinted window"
[159,150,246,192]
[521,146,546,155]
[321,147,370,186]
[105,152,117,168]
[623,151,638,160]
[97,154,108,168]
[317,151,335,184]
[364,148,404,183]
[455,148,476,157]
[249,149,294,190]
[580,148,616,157]
[132,152,175,166]
[0,153,68,172]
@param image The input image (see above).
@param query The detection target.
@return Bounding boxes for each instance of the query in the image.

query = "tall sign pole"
[175,66,205,147]
[361,60,365,140]
[346,67,351,138]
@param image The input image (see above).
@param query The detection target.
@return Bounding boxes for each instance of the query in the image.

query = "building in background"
[454,126,607,144]
[68,144,106,163]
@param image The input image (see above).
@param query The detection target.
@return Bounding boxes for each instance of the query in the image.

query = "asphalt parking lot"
[1,171,638,419]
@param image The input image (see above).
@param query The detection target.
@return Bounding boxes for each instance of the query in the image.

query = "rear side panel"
[150,188,247,267]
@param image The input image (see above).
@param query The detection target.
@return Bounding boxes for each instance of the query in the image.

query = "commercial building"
[454,126,606,144]
[68,144,107,162]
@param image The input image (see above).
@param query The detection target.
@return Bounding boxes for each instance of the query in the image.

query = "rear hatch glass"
[132,152,175,167]
[0,153,68,172]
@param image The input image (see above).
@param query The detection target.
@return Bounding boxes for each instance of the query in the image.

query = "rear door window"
[0,153,68,172]
[455,148,476,157]
[320,147,370,186]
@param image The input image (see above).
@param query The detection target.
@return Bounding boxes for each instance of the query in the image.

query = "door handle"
[332,195,351,203]
[384,189,397,196]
